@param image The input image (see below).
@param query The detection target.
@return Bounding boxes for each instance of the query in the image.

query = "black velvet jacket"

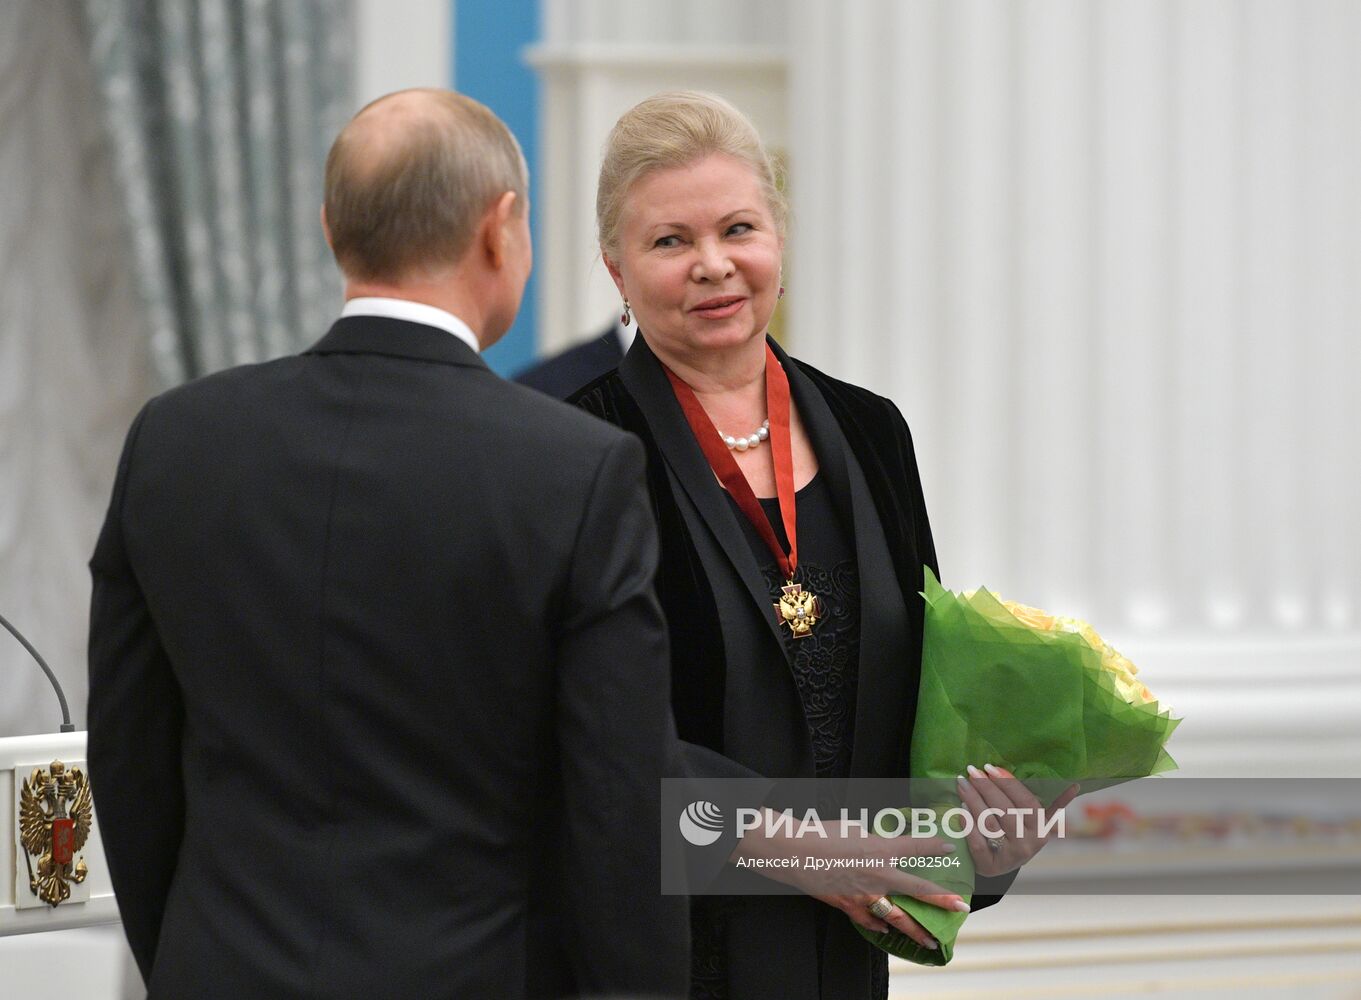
[573,335,937,780]
[572,335,1011,1000]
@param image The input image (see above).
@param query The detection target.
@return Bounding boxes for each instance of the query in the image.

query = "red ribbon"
[663,344,800,580]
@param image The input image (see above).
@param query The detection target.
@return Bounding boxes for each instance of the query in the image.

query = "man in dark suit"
[87,89,688,999]
[515,321,631,398]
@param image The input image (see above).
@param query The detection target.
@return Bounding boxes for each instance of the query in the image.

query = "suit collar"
[306,316,489,371]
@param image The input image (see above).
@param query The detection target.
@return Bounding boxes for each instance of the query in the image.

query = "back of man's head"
[324,89,527,284]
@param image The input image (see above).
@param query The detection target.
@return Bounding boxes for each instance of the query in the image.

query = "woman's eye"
[654,235,681,248]
[727,223,753,236]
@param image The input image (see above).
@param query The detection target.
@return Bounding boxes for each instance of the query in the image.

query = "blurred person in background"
[516,317,633,398]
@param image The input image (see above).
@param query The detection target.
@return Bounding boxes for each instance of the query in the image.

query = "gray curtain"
[80,0,356,386]
[1,1,150,742]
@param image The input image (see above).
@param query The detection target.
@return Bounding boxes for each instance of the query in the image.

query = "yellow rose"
[999,600,1057,631]
[1000,599,1157,706]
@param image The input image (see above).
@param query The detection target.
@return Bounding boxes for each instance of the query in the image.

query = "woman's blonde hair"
[596,91,787,259]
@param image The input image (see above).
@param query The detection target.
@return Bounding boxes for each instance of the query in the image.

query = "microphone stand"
[1,610,76,732]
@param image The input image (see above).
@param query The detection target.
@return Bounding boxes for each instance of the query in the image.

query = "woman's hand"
[956,764,1080,877]
[813,889,944,951]
[731,811,969,951]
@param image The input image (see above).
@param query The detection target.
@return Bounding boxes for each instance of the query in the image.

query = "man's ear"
[602,250,627,299]
[481,191,519,268]
[320,204,333,251]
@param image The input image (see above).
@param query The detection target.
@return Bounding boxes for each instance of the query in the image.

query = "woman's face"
[605,153,783,363]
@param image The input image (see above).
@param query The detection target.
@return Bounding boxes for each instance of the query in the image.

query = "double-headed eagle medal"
[774,581,823,639]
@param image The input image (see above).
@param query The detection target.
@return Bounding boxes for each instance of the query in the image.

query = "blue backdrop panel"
[454,0,539,376]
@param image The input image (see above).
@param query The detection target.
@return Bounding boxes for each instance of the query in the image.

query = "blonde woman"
[572,92,1052,999]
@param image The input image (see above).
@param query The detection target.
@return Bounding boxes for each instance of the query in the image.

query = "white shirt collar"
[341,297,481,354]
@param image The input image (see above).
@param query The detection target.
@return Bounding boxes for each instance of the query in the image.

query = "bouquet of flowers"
[859,568,1181,966]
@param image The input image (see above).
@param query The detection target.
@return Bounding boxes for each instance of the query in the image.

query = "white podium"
[1,730,140,999]
[1,729,139,995]
[2,730,119,935]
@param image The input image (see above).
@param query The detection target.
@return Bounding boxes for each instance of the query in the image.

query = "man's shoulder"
[140,355,303,418]
[462,379,648,523]
[495,374,638,453]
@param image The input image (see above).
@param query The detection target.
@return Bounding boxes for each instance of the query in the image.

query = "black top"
[725,474,861,780]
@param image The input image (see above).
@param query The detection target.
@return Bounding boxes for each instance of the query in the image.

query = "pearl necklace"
[720,419,770,452]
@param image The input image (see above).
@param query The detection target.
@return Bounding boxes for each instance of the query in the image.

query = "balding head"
[323,89,527,283]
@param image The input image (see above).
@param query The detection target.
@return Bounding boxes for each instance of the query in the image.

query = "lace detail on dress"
[761,557,861,779]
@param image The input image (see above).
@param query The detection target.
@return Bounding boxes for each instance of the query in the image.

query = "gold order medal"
[775,581,823,639]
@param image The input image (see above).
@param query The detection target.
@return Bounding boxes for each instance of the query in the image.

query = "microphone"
[1,610,75,733]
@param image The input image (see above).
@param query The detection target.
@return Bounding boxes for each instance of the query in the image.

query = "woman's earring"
[620,299,632,326]
[777,285,785,300]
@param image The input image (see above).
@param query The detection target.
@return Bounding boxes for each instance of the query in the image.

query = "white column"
[1093,0,1173,631]
[1240,0,1302,633]
[1172,0,1243,632]
[1299,0,1361,634]
[1014,1,1096,619]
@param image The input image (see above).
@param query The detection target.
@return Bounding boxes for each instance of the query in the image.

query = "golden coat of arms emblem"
[19,760,92,907]
[774,582,823,639]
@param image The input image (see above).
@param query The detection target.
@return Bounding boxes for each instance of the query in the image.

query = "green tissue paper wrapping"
[858,568,1180,966]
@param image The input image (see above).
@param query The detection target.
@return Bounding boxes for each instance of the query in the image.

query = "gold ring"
[867,896,895,919]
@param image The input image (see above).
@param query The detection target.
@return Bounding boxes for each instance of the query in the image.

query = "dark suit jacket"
[87,316,689,999]
[572,335,1015,1000]
[515,327,624,399]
